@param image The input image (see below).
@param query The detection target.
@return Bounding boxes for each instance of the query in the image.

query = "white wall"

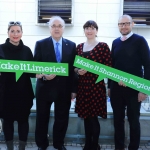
[0,0,150,53]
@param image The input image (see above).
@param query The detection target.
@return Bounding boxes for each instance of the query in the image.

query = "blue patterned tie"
[55,42,61,63]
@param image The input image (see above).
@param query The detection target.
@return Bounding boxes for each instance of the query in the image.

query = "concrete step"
[0,99,150,145]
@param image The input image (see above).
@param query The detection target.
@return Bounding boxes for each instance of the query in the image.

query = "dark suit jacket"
[34,36,77,101]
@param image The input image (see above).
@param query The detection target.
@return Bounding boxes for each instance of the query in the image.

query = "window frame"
[121,0,150,28]
[35,0,74,26]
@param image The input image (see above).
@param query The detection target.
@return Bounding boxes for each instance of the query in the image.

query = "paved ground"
[0,97,149,150]
[0,141,150,150]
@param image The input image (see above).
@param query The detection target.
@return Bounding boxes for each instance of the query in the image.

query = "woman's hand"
[78,69,87,75]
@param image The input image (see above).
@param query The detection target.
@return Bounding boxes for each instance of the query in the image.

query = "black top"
[0,38,34,120]
[109,34,150,93]
[111,34,150,79]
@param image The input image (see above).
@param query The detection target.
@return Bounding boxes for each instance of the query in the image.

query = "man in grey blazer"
[34,16,77,150]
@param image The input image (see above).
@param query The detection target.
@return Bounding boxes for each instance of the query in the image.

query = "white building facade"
[0,0,150,52]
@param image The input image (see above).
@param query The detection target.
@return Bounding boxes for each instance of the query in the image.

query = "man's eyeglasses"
[8,21,22,26]
[118,22,131,27]
[51,25,63,29]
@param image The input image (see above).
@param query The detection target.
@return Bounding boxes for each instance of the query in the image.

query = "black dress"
[75,42,112,119]
[0,38,34,121]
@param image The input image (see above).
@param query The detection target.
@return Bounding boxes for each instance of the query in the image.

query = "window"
[123,0,150,26]
[37,0,72,25]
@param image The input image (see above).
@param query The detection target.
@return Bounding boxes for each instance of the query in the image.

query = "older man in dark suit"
[34,16,77,150]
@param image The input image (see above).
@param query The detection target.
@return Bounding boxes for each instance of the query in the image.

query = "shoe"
[58,145,67,150]
[91,144,101,150]
[6,140,13,150]
[83,144,91,150]
[83,146,90,150]
[97,144,100,150]
[38,147,46,150]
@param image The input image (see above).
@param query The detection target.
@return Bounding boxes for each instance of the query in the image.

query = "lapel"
[47,37,57,62]
[62,38,69,63]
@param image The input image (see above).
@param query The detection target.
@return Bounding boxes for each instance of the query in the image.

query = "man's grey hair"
[48,16,65,29]
[118,14,133,22]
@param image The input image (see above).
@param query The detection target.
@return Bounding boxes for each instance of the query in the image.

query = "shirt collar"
[121,32,133,39]
[52,37,62,46]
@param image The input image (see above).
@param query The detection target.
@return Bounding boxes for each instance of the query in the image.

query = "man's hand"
[36,74,44,79]
[108,89,110,97]
[44,74,56,80]
[138,92,147,102]
[118,80,126,87]
[71,93,76,100]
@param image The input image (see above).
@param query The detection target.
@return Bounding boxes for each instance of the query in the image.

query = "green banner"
[0,59,68,81]
[74,55,150,95]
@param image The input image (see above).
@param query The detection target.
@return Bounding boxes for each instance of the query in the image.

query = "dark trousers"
[110,85,141,150]
[35,97,71,149]
[3,118,29,142]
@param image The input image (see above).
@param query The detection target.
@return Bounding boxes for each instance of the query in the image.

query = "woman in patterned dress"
[74,20,112,150]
